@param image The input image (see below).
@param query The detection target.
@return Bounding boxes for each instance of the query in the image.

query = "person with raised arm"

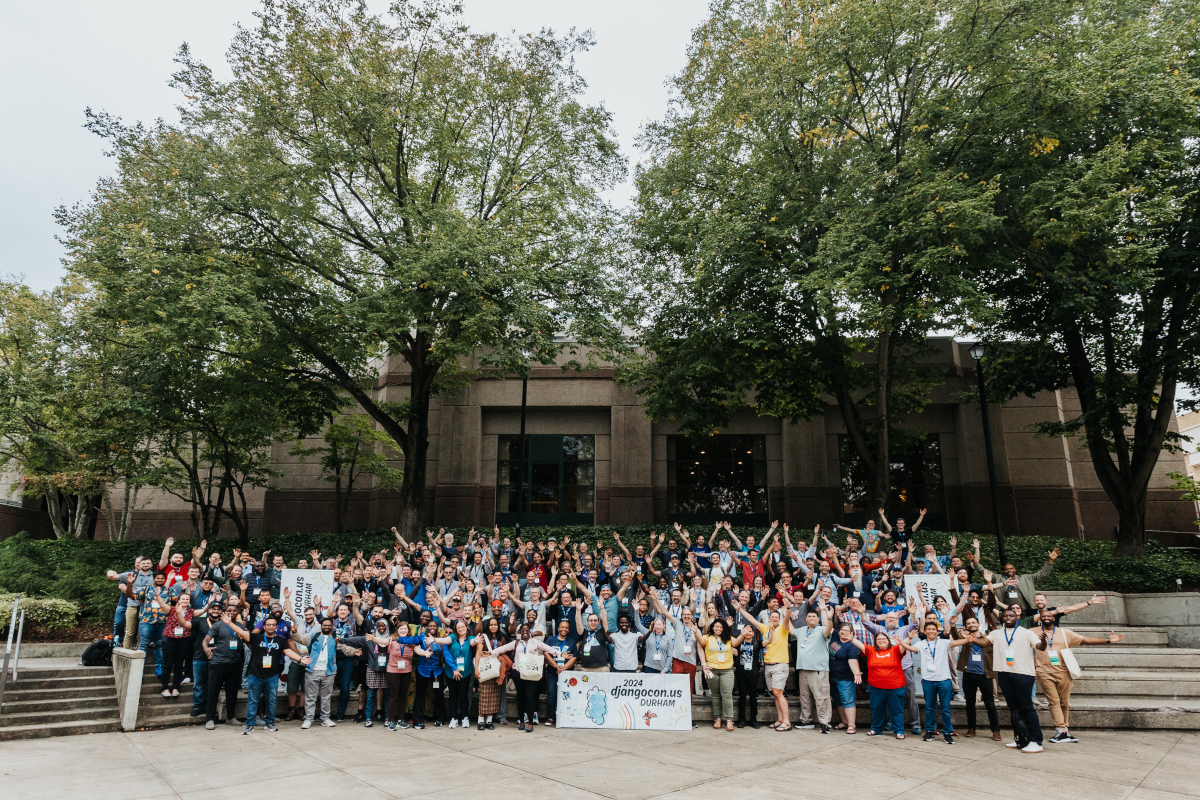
[1033,609,1126,743]
[734,596,792,730]
[898,620,974,744]
[488,622,562,732]
[691,616,750,731]
[880,508,927,551]
[848,629,909,739]
[789,592,834,733]
[970,605,1046,752]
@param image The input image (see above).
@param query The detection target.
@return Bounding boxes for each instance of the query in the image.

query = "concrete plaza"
[0,722,1196,800]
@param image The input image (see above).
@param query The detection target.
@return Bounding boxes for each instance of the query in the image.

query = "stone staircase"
[0,662,121,740]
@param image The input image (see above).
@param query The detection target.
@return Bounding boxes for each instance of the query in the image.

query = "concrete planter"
[1125,592,1200,647]
[111,647,145,731]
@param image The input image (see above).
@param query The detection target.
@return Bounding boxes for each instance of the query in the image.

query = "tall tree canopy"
[63,0,630,538]
[627,0,1058,521]
[973,0,1200,555]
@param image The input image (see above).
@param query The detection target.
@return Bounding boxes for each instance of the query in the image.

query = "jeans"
[869,685,906,734]
[137,621,165,674]
[963,671,1000,731]
[545,670,560,720]
[334,656,355,717]
[160,637,189,690]
[997,672,1043,746]
[245,674,279,726]
[191,658,209,713]
[922,678,953,734]
[365,684,389,721]
[205,661,241,723]
[113,605,126,642]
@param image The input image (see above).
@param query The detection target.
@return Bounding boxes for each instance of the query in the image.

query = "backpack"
[81,637,114,667]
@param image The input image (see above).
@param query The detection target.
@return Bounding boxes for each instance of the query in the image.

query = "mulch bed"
[21,622,110,643]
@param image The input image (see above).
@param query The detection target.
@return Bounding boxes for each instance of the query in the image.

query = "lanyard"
[1003,625,1017,646]
[924,638,939,662]
[1045,625,1056,649]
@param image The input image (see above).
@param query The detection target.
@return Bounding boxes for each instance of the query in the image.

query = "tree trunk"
[872,327,892,527]
[333,474,345,535]
[1115,488,1148,557]
[395,383,431,543]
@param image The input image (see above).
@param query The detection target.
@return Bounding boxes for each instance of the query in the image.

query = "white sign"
[282,569,336,618]
[904,574,953,610]
[555,672,692,731]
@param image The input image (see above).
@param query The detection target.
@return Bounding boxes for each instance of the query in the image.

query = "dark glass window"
[667,435,768,524]
[839,435,946,529]
[496,435,594,525]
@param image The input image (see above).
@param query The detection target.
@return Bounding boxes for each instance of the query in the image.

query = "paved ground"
[1,722,1197,800]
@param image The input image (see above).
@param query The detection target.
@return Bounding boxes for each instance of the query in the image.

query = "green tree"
[291,412,402,534]
[71,0,629,540]
[973,0,1200,555]
[627,0,1054,520]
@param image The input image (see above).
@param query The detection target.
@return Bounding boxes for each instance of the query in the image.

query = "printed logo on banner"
[282,569,336,618]
[556,672,692,731]
[903,574,953,610]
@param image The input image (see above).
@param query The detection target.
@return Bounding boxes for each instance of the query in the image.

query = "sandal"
[832,722,848,730]
[769,721,781,729]
[866,731,879,737]
[776,724,792,732]
[726,720,734,732]
[846,727,857,734]
[713,719,722,729]
[895,733,906,740]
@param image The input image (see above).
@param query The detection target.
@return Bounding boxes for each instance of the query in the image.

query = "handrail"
[0,595,23,714]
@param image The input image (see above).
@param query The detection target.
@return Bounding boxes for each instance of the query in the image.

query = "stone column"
[112,647,145,731]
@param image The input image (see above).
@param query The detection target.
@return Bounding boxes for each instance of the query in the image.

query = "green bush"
[0,593,80,631]
[3,525,1199,625]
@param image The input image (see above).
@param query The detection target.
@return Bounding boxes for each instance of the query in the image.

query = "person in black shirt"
[202,603,247,730]
[190,605,223,718]
[235,616,301,734]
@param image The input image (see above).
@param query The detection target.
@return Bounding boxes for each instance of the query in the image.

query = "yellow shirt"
[704,636,733,670]
[762,618,791,664]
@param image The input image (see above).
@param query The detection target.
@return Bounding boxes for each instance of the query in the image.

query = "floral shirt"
[135,586,172,624]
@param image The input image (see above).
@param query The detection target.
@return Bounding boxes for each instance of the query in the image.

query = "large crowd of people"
[104,513,1124,752]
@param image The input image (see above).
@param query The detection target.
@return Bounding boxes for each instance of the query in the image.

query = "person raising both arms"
[969,605,1046,753]
[733,597,793,730]
[898,621,974,745]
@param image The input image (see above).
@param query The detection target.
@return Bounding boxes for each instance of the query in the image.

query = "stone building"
[2,337,1196,544]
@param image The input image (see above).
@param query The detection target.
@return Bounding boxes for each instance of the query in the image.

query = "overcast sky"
[0,0,710,291]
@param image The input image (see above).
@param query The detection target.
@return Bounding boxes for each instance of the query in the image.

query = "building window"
[667,435,768,523]
[839,434,946,529]
[496,435,594,525]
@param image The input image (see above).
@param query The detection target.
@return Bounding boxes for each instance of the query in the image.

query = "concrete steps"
[1070,626,1170,646]
[0,664,120,741]
[1071,647,1200,670]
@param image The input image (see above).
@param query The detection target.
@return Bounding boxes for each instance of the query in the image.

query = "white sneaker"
[1005,741,1021,748]
[449,718,459,729]
[461,718,470,728]
[300,719,312,730]
[1021,742,1044,753]
[952,694,966,702]
[320,718,336,727]
[531,715,539,726]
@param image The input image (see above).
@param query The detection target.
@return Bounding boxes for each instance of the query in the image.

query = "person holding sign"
[489,623,562,732]
[1034,610,1125,743]
[970,605,1045,752]
[898,621,973,744]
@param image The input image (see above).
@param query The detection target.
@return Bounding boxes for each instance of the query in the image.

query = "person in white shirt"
[899,622,973,744]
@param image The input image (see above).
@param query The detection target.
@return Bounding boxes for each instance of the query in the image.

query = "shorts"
[764,662,789,691]
[286,661,305,693]
[832,678,857,708]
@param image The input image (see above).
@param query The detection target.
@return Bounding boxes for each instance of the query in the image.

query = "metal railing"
[0,595,25,713]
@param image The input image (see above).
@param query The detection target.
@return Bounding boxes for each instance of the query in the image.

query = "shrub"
[0,593,80,631]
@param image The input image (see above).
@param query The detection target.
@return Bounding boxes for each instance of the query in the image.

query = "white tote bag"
[517,652,544,680]
[1060,647,1082,679]
[477,654,501,682]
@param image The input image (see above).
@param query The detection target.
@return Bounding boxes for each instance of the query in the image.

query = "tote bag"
[517,652,544,680]
[1060,647,1082,679]
[477,654,501,682]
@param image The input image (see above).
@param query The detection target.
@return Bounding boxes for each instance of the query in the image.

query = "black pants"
[515,675,540,722]
[413,672,445,724]
[160,637,189,690]
[735,667,760,722]
[386,671,412,722]
[205,661,241,723]
[963,671,1000,732]
[996,672,1042,746]
[448,676,471,720]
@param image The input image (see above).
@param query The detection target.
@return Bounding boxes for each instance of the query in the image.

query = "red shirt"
[161,563,189,588]
[865,644,906,689]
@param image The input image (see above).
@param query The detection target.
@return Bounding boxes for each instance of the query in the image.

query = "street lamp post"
[514,374,528,538]
[969,343,1008,566]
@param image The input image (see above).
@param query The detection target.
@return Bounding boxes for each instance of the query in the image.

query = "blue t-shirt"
[545,634,577,667]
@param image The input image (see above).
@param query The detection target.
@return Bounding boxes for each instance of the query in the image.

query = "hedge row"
[2,526,1198,624]
[0,593,80,632]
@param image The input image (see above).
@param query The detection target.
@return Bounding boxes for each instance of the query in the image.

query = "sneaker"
[749,720,760,729]
[478,721,486,731]
[181,677,192,685]
[1005,741,1022,748]
[364,719,373,728]
[354,710,366,723]
[532,714,539,725]
[449,719,459,729]
[301,719,312,729]
[388,721,396,731]
[1021,742,1044,753]
[461,718,470,728]
[415,722,425,729]
[1049,731,1069,743]
[1063,732,1079,743]
[434,720,442,727]
[797,723,815,730]
[923,732,936,742]
[320,718,336,727]
[943,733,954,745]
[820,724,830,734]
[243,726,253,735]
[397,719,409,729]
[225,718,241,727]
[335,713,346,722]
[265,723,278,732]
[735,720,745,729]
[953,694,966,702]
[205,720,215,730]
[486,722,495,730]
[161,690,172,698]
[189,709,203,717]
